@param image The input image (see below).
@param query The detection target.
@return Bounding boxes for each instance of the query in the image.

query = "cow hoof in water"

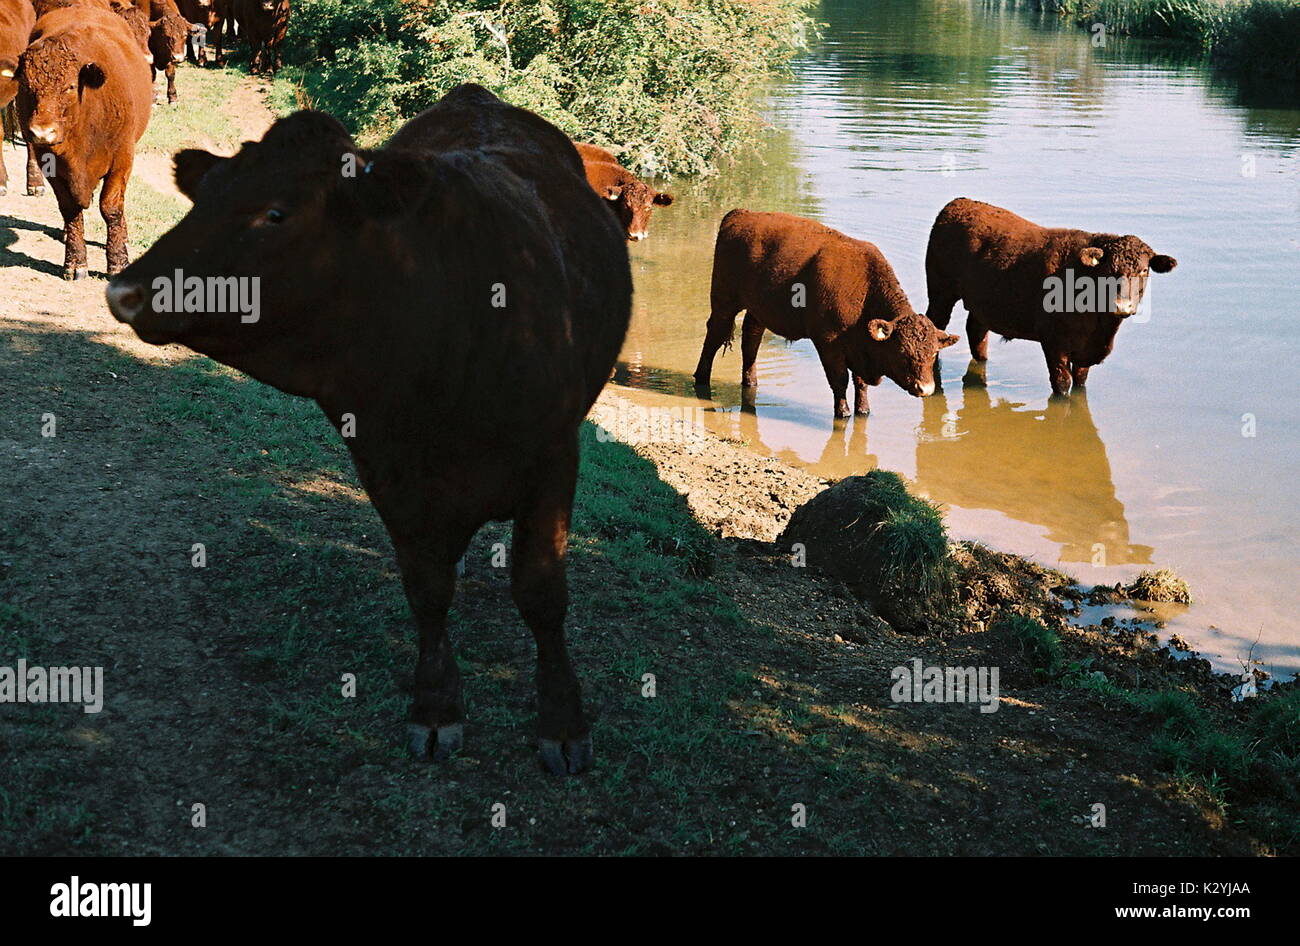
[538,735,592,775]
[407,722,463,762]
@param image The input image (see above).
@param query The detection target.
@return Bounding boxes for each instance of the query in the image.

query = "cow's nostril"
[106,282,146,324]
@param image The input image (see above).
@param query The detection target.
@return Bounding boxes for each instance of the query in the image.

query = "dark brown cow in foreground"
[695,209,959,418]
[232,0,286,74]
[176,0,228,66]
[19,6,152,277]
[105,85,632,775]
[0,0,42,196]
[925,197,1177,396]
[575,142,673,241]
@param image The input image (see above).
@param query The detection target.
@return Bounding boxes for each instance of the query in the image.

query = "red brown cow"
[232,0,285,74]
[105,85,632,775]
[694,209,959,418]
[575,143,673,241]
[0,0,42,196]
[925,197,1177,396]
[176,0,228,66]
[18,6,151,277]
[141,0,188,103]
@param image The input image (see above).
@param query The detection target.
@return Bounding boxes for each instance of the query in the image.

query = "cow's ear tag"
[363,161,375,175]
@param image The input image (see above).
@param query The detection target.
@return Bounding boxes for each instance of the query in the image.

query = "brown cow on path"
[578,150,673,241]
[176,0,228,66]
[232,0,285,74]
[925,197,1177,396]
[694,209,959,419]
[141,0,189,103]
[18,6,151,278]
[0,0,42,196]
[105,85,632,775]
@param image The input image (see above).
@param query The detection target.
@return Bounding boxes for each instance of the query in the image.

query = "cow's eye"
[251,208,286,227]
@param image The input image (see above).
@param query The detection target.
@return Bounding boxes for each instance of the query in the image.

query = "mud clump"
[1126,568,1193,604]
[781,472,1073,636]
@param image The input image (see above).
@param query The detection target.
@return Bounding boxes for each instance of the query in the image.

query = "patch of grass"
[997,614,1062,675]
[1249,688,1300,756]
[1126,568,1192,604]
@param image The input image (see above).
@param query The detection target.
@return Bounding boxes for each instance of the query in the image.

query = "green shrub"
[277,0,816,174]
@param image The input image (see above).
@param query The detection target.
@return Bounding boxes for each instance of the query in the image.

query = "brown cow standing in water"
[19,6,152,278]
[574,142,673,241]
[694,209,959,418]
[0,0,42,197]
[106,85,632,775]
[925,197,1177,396]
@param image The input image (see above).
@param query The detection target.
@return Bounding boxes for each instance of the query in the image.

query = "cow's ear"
[939,332,959,349]
[1079,246,1103,267]
[604,185,623,201]
[653,191,674,207]
[1150,254,1177,273]
[868,319,894,342]
[174,148,226,199]
[79,62,106,91]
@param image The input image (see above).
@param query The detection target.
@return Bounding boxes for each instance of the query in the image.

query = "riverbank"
[1044,0,1300,83]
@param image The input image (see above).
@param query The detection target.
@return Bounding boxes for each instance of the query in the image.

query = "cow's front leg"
[816,343,851,419]
[26,141,45,196]
[1071,362,1091,388]
[50,178,87,279]
[852,372,869,416]
[513,435,589,775]
[100,162,132,276]
[395,535,469,762]
[165,61,178,104]
[1044,345,1072,396]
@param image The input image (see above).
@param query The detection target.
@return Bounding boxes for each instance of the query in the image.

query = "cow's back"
[715,209,886,340]
[386,85,631,418]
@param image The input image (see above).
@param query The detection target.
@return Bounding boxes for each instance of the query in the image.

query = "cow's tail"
[1,102,18,146]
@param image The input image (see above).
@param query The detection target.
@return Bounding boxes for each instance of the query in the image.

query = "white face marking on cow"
[918,379,936,397]
[28,125,58,144]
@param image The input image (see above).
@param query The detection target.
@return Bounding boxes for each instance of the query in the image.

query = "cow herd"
[0,0,289,278]
[0,9,1179,769]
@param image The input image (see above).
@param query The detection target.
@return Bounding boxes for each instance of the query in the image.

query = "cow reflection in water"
[714,391,880,474]
[915,369,1153,566]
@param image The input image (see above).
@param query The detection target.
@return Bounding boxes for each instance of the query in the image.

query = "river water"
[612,0,1300,677]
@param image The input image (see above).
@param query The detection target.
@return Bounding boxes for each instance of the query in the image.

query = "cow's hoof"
[407,722,463,762]
[854,408,869,417]
[64,266,89,281]
[538,735,592,775]
[27,185,45,197]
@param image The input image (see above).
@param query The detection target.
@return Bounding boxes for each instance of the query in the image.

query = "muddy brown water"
[612,0,1300,677]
